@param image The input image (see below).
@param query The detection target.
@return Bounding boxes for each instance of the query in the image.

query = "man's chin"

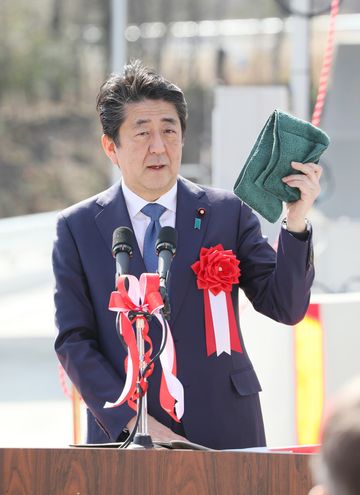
[141,177,177,199]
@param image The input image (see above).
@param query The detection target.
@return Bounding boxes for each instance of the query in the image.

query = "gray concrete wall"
[318,44,360,220]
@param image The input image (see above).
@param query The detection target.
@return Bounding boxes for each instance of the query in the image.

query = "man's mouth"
[147,164,166,170]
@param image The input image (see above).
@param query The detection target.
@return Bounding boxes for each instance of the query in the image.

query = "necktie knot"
[141,203,166,221]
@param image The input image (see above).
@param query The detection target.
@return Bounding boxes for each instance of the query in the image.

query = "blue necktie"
[141,203,166,272]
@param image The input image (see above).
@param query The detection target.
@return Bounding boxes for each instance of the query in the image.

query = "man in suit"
[53,60,321,449]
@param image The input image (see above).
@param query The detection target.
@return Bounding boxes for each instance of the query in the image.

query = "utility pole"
[110,0,127,183]
[111,0,127,73]
[290,0,311,120]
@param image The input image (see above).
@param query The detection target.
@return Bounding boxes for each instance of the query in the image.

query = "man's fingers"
[146,415,187,442]
[282,174,315,187]
[282,162,323,188]
[282,162,322,198]
[291,161,322,178]
[283,177,320,194]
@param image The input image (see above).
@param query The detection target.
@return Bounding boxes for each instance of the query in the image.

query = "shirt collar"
[121,179,177,220]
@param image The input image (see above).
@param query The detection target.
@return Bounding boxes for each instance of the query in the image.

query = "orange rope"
[58,364,83,443]
[58,363,72,399]
[72,384,82,444]
[311,0,340,126]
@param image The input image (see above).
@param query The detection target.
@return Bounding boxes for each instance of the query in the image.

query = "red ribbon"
[192,245,242,357]
[225,291,243,354]
[203,289,242,356]
[106,273,182,421]
[159,348,179,422]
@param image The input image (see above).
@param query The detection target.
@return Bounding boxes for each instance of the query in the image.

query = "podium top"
[0,447,316,495]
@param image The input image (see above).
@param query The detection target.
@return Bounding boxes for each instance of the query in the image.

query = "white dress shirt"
[121,180,177,255]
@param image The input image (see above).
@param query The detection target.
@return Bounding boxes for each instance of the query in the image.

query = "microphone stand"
[122,223,176,450]
[122,310,154,450]
[130,315,154,449]
[126,289,171,450]
[111,227,173,450]
[159,286,171,321]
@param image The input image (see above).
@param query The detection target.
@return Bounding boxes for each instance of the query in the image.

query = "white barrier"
[0,211,57,295]
[242,291,360,446]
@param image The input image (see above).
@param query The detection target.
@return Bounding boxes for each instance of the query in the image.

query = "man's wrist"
[282,218,311,241]
[282,217,310,234]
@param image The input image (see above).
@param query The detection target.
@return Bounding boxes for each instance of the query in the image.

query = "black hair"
[96,59,187,146]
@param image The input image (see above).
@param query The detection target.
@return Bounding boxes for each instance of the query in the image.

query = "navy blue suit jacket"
[53,176,314,449]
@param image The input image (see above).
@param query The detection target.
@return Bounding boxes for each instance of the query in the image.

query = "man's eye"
[165,129,176,134]
[137,131,149,136]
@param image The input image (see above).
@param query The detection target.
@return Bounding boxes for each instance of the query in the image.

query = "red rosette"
[191,244,240,295]
[191,244,242,357]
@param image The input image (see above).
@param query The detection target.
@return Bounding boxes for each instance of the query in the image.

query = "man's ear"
[308,484,326,495]
[101,134,119,165]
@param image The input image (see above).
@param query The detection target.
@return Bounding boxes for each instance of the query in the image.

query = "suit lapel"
[170,177,211,326]
[94,182,146,279]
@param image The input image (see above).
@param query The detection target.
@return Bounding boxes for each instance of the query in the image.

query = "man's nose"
[149,131,166,154]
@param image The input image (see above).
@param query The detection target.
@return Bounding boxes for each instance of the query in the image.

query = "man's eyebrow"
[161,117,177,125]
[133,117,178,127]
[133,118,151,127]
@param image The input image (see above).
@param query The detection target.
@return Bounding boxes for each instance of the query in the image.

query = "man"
[309,378,360,495]
[53,60,321,449]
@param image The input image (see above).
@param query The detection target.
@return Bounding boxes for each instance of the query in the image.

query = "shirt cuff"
[281,218,311,241]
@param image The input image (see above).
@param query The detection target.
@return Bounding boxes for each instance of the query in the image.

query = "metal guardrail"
[0,211,58,295]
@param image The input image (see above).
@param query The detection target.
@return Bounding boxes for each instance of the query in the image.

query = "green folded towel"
[233,109,330,223]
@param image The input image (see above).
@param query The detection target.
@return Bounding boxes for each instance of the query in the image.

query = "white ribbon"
[104,274,184,419]
[155,315,184,419]
[104,338,134,408]
[208,290,231,356]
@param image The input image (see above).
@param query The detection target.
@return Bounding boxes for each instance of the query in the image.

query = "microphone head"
[156,226,178,255]
[112,227,135,257]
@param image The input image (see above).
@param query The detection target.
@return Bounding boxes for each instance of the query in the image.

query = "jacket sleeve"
[237,204,314,325]
[52,213,135,441]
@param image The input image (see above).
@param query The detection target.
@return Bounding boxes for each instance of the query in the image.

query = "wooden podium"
[0,447,315,495]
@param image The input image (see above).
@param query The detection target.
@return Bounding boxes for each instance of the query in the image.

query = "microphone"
[112,227,135,279]
[156,227,177,303]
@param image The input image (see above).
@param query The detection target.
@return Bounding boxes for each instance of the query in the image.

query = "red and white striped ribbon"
[104,273,184,421]
[204,288,243,357]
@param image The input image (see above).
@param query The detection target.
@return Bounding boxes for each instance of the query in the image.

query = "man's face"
[103,99,183,201]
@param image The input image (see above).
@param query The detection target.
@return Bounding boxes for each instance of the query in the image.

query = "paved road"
[0,282,79,447]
